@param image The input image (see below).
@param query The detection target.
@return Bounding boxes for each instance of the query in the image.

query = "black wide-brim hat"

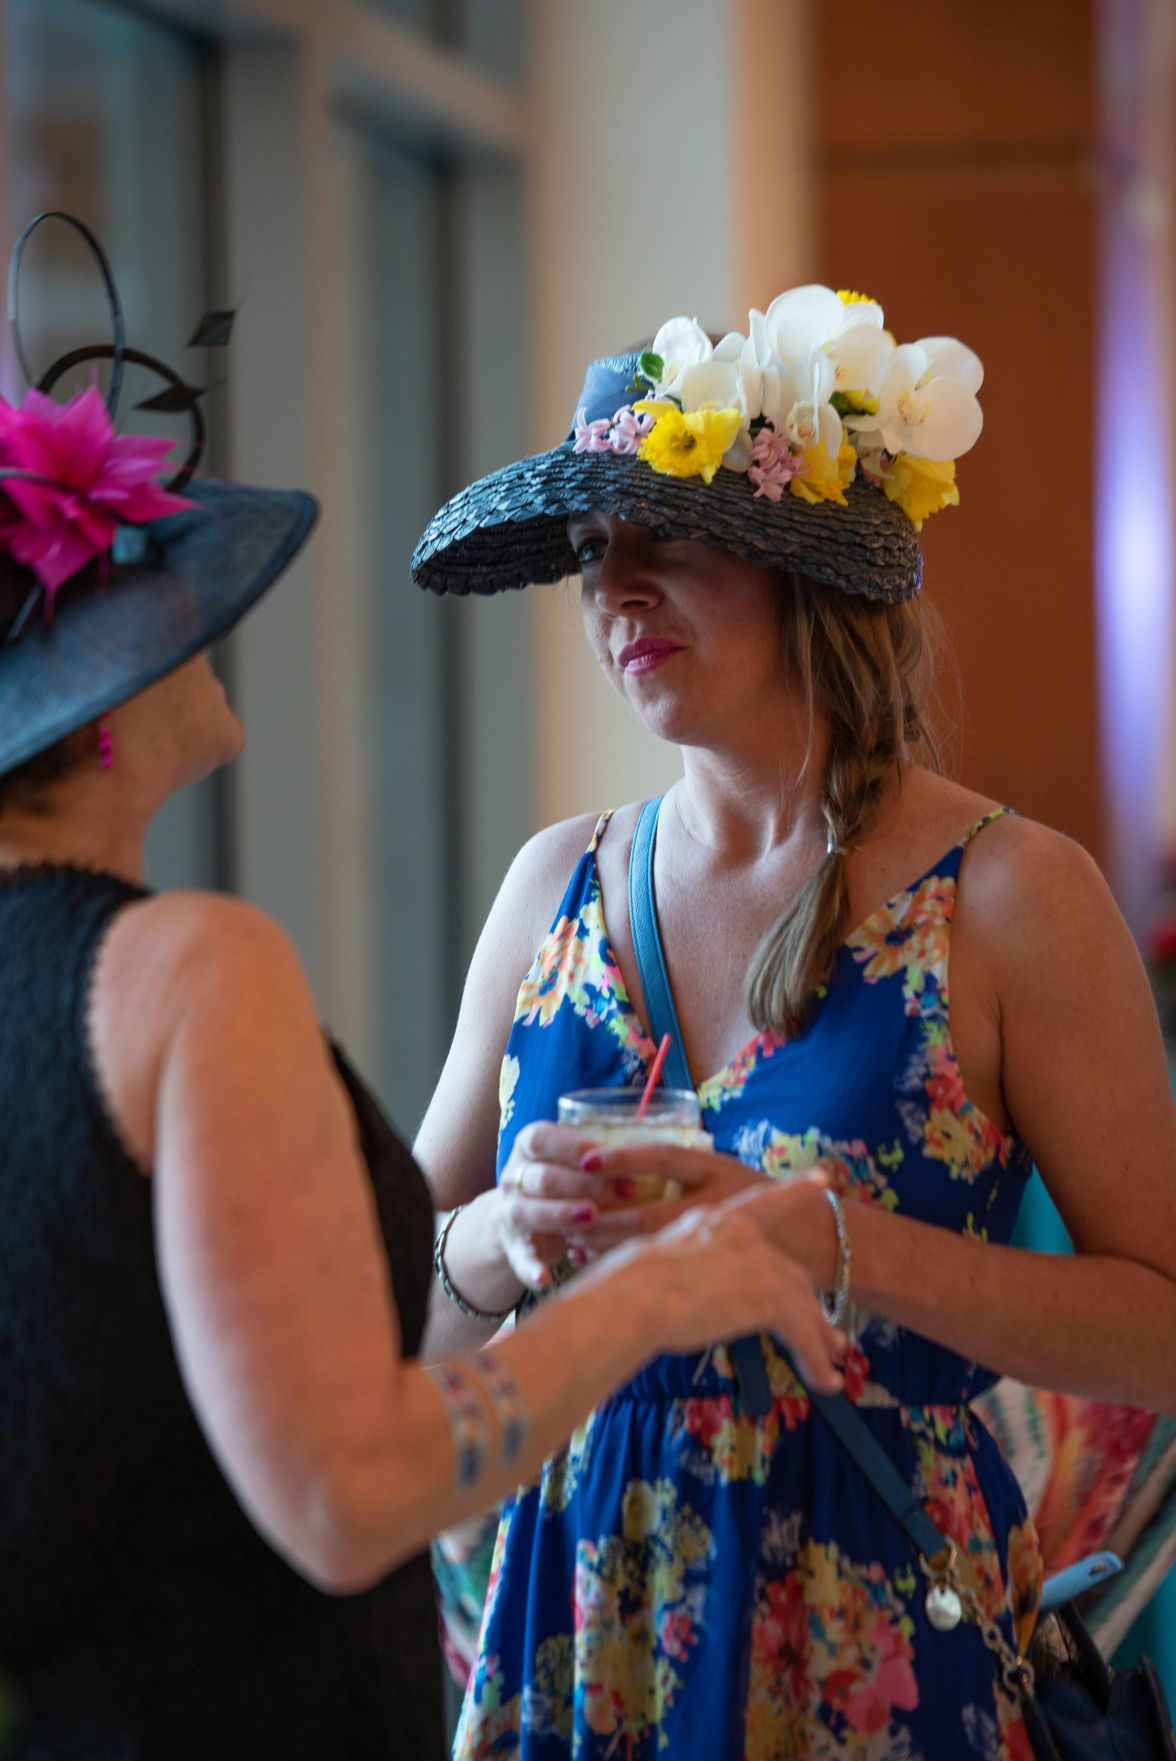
[0,478,317,777]
[412,352,922,604]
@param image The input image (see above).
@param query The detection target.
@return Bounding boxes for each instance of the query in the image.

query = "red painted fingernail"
[580,1151,603,1172]
[568,1247,589,1267]
[612,1177,638,1199]
[571,1204,595,1223]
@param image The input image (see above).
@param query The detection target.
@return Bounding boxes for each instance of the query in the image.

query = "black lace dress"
[0,865,445,1760]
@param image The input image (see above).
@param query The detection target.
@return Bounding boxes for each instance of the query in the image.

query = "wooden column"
[818,3,1102,859]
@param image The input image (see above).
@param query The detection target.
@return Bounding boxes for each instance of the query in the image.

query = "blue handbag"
[628,796,1176,1761]
[1025,1596,1176,1761]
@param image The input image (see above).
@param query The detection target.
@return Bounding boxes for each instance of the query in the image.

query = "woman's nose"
[589,535,663,611]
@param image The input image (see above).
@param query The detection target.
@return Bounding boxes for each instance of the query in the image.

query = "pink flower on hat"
[0,385,194,608]
[573,403,656,458]
[607,404,655,455]
[573,407,612,454]
[748,420,805,502]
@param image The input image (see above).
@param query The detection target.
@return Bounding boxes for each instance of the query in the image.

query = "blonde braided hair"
[745,573,942,1037]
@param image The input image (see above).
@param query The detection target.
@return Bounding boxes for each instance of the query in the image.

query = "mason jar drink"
[557,1087,710,1204]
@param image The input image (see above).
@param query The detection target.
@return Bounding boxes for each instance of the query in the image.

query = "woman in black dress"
[0,218,843,1760]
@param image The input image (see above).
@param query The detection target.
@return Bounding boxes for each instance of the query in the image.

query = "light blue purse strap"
[628,798,692,1090]
[627,796,774,1417]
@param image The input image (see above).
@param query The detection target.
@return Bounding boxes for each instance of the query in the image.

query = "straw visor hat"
[413,290,984,606]
[0,213,317,778]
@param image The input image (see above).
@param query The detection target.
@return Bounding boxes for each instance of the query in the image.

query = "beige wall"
[526,0,815,827]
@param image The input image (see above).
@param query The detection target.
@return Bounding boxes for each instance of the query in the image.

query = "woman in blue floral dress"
[412,286,1176,1757]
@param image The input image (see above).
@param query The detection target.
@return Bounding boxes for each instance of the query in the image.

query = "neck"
[674,698,832,859]
[0,783,150,885]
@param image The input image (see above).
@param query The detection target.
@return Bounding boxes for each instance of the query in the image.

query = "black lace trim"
[77,894,153,1180]
[0,857,144,890]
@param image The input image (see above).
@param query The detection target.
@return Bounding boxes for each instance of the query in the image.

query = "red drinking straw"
[637,1032,673,1119]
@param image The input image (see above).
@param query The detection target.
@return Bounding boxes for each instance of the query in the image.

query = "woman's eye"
[574,538,605,567]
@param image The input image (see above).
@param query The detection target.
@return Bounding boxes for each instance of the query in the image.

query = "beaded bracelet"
[821,1187,851,1326]
[423,1360,491,1492]
[472,1349,529,1469]
[433,1205,514,1323]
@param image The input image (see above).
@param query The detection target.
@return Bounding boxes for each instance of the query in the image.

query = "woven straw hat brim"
[0,479,317,777]
[412,441,922,604]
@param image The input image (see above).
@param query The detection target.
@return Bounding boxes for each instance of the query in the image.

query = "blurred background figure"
[1,0,1171,1701]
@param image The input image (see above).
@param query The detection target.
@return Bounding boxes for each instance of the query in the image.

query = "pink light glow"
[1094,0,1174,940]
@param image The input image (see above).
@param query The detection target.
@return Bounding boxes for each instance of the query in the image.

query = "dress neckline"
[588,805,1010,1098]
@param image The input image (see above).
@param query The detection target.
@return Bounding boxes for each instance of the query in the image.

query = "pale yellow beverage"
[557,1087,711,1204]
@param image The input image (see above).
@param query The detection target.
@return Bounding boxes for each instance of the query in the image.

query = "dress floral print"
[454,810,1042,1760]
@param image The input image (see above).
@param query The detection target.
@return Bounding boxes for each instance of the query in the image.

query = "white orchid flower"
[762,285,884,365]
[713,330,745,364]
[722,428,754,473]
[876,342,983,460]
[736,312,783,423]
[830,322,894,407]
[778,348,842,459]
[915,336,984,394]
[849,427,888,484]
[649,315,713,399]
[674,358,745,416]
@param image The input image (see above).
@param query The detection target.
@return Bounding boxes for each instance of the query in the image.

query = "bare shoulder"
[893,769,1098,904]
[946,802,1141,1029]
[99,888,305,1002]
[503,810,604,897]
[883,768,1128,979]
[90,891,321,1174]
[955,808,1112,935]
[446,806,607,1049]
[92,892,321,1082]
[486,810,607,962]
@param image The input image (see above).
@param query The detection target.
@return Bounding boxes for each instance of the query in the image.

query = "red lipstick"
[617,637,683,674]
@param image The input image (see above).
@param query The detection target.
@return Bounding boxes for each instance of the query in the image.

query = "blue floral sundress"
[456,808,1043,1760]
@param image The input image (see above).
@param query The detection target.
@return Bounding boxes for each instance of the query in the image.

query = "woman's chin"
[628,700,705,748]
[185,713,245,788]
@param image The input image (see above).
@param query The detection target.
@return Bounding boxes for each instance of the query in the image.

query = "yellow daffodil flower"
[882,453,959,527]
[634,400,743,485]
[789,441,858,507]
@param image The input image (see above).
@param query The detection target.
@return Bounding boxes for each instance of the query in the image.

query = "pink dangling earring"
[98,712,114,771]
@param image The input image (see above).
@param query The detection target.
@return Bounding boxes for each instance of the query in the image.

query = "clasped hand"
[495,1121,831,1288]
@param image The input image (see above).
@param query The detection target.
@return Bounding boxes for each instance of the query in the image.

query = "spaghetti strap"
[586,810,614,855]
[960,805,1016,848]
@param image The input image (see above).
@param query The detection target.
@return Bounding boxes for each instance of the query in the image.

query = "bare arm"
[810,820,1176,1407]
[414,814,606,1354]
[96,893,844,1593]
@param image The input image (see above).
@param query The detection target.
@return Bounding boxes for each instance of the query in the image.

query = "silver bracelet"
[433,1205,514,1323]
[820,1187,851,1326]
